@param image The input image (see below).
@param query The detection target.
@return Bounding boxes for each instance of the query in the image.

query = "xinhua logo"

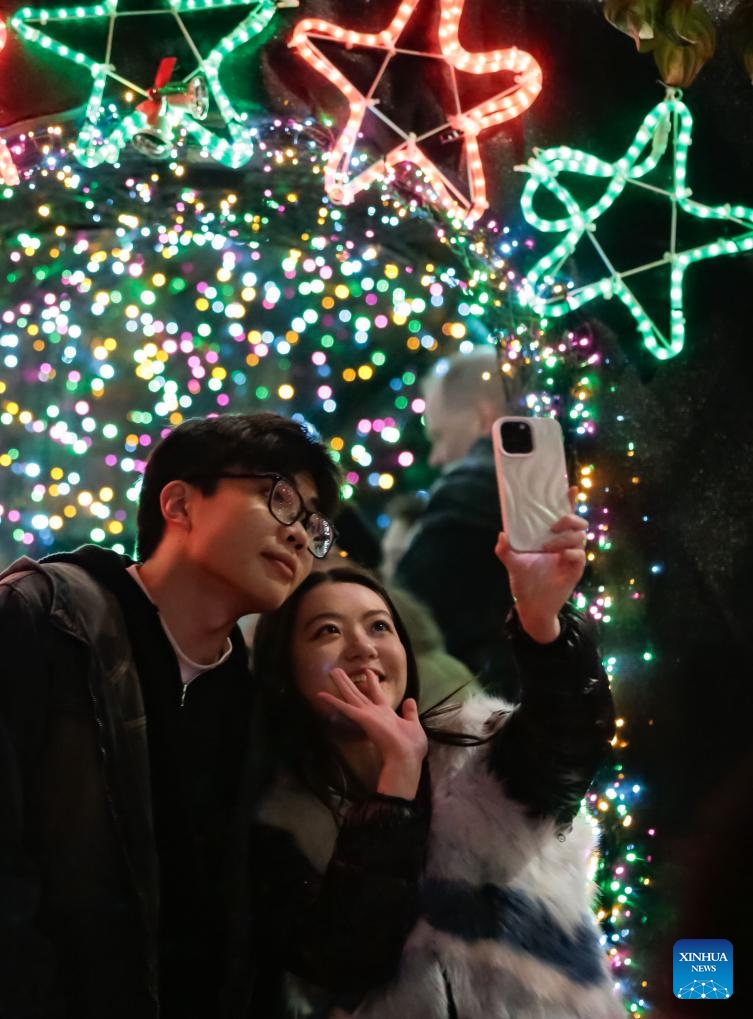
[674,939,733,1000]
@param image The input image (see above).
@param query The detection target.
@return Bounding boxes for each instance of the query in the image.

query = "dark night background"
[2,1,752,1014]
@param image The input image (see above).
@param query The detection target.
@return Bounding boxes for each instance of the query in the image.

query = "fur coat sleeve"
[489,605,616,827]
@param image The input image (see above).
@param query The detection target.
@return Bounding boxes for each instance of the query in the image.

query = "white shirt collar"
[126,564,233,686]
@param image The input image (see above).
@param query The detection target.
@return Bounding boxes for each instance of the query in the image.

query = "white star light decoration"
[10,0,296,169]
[518,91,753,361]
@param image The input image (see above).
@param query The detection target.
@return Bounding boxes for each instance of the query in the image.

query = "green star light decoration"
[10,0,290,169]
[517,93,753,361]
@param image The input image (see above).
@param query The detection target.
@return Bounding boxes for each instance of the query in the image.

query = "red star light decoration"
[290,0,542,224]
[0,17,20,186]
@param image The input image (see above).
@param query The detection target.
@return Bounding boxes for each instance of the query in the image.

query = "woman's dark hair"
[253,564,489,809]
[253,565,421,805]
[136,412,341,560]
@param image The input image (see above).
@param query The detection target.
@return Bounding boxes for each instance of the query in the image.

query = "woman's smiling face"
[292,581,408,719]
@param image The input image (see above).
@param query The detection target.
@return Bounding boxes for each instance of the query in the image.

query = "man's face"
[182,471,319,617]
[423,382,483,469]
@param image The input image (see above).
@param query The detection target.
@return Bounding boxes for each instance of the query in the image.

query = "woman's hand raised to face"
[495,487,588,644]
[317,667,428,800]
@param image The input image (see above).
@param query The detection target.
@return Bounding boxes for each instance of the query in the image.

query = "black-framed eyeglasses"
[187,471,336,559]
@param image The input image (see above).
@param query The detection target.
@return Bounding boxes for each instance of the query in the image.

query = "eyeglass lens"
[271,478,332,558]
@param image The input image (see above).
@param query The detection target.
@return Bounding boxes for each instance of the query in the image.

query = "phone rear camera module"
[500,420,534,455]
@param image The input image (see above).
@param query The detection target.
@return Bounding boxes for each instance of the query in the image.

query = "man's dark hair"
[136,413,341,560]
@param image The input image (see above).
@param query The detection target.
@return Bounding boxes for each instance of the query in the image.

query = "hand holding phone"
[492,416,571,553]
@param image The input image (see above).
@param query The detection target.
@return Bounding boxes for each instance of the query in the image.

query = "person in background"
[380,492,428,583]
[386,584,482,710]
[334,503,383,573]
[0,413,342,1019]
[380,490,479,707]
[247,503,621,1019]
[395,345,519,698]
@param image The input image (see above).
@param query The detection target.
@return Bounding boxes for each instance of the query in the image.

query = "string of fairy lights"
[1,126,485,548]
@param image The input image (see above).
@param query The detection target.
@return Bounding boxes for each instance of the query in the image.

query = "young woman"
[248,513,622,1019]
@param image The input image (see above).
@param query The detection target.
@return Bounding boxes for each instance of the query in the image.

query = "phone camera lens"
[500,421,534,455]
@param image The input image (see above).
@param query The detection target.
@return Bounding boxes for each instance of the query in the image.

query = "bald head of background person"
[422,346,508,470]
[394,345,519,699]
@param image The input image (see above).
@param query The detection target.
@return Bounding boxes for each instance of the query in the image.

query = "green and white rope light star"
[10,0,293,169]
[518,91,753,361]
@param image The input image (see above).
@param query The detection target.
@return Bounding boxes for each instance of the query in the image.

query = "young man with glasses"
[0,413,345,1019]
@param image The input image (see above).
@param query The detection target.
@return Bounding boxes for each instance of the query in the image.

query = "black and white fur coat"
[253,611,622,1019]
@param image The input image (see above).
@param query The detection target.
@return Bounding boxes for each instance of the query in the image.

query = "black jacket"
[0,547,264,1019]
[394,437,519,699]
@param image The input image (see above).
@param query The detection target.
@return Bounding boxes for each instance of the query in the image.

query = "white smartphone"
[492,416,571,552]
